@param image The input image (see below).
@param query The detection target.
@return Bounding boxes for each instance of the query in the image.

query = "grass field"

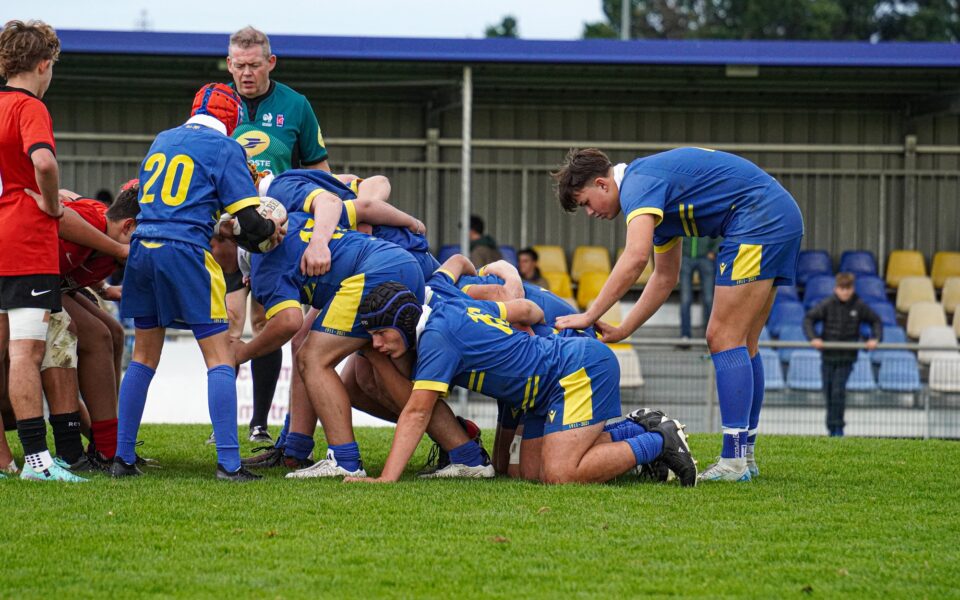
[2,425,958,598]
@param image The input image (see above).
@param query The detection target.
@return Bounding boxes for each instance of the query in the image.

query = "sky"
[1,1,607,40]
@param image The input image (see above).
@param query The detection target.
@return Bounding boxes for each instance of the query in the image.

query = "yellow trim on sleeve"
[496,301,507,320]
[654,237,682,254]
[625,207,664,227]
[224,196,261,214]
[461,284,474,293]
[303,188,336,214]
[265,300,302,320]
[435,269,455,283]
[413,380,450,393]
[478,266,488,276]
[349,179,362,195]
[343,200,358,230]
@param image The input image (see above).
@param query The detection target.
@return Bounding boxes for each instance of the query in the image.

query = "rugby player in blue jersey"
[553,147,804,482]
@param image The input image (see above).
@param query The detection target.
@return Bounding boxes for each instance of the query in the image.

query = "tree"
[485,15,520,38]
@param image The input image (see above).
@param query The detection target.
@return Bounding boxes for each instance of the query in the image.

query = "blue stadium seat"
[840,250,878,276]
[774,284,800,303]
[877,351,922,392]
[846,351,877,391]
[498,245,518,267]
[767,301,805,338]
[867,301,898,326]
[855,275,887,303]
[758,348,785,390]
[759,326,771,342]
[778,325,809,363]
[786,349,822,390]
[436,244,460,264]
[871,325,907,365]
[797,250,833,286]
[803,275,836,309]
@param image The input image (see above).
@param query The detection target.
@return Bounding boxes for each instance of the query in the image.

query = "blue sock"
[116,361,155,464]
[604,419,645,442]
[448,440,485,467]
[275,413,291,450]
[748,353,764,450]
[284,432,314,460]
[712,346,753,460]
[625,432,664,465]
[328,441,361,471]
[207,365,240,472]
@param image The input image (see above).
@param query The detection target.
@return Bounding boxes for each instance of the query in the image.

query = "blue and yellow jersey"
[134,121,260,248]
[412,298,597,413]
[617,147,804,252]
[424,269,470,308]
[457,274,577,326]
[266,169,360,216]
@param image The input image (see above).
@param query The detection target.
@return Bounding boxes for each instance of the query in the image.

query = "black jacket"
[803,294,883,362]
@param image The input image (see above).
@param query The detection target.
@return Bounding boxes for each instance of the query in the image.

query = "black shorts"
[224,269,245,294]
[0,274,62,312]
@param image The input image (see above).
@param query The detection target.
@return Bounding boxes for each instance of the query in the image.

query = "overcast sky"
[2,1,606,40]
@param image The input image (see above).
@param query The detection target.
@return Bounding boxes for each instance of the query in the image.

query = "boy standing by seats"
[804,272,882,436]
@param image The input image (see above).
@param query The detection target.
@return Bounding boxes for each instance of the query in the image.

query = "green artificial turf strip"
[1,426,958,598]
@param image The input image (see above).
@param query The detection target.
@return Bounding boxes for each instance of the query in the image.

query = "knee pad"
[7,307,51,341]
[508,433,522,466]
[41,312,78,370]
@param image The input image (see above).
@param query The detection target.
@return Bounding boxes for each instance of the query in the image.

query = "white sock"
[25,450,53,472]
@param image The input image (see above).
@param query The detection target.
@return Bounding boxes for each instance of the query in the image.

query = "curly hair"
[552,148,613,213]
[0,20,60,78]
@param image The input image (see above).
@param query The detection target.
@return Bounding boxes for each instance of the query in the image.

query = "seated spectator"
[803,272,882,437]
[518,247,550,289]
[469,214,502,268]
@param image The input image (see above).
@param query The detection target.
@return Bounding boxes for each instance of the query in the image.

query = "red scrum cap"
[191,83,243,135]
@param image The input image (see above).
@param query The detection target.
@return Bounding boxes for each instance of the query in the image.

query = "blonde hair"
[229,26,271,58]
[0,20,60,78]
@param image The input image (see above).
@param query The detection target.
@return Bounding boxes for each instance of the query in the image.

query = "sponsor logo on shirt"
[261,112,273,127]
[276,114,284,127]
[237,130,271,157]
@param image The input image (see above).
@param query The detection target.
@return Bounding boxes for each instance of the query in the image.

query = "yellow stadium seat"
[906,301,947,339]
[532,245,568,275]
[885,250,926,288]
[587,300,623,326]
[931,251,960,289]
[955,311,960,339]
[617,248,656,286]
[570,246,611,282]
[542,271,572,299]
[895,276,936,313]
[609,344,645,387]
[577,271,607,309]
[942,277,960,315]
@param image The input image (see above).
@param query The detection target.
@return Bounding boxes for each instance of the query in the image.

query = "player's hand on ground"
[811,338,825,350]
[24,188,63,219]
[343,476,391,484]
[300,243,331,276]
[595,320,627,343]
[408,218,426,235]
[555,312,595,331]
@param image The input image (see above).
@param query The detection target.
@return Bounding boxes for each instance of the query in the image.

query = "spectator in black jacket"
[804,272,883,437]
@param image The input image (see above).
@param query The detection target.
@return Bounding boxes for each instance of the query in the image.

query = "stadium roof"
[59,29,960,68]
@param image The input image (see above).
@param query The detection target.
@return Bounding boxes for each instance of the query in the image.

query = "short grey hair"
[229,26,271,57]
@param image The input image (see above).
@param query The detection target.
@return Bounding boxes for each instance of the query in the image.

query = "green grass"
[1,426,958,598]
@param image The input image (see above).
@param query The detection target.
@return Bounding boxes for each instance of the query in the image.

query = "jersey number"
[299,219,344,243]
[466,306,513,336]
[140,153,195,206]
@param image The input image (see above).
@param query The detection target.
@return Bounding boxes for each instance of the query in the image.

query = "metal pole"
[878,173,886,277]
[620,0,631,40]
[425,128,440,251]
[460,66,473,256]
[520,168,529,248]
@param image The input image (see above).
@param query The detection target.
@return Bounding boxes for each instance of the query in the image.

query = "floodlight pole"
[460,65,473,257]
[620,0,631,40]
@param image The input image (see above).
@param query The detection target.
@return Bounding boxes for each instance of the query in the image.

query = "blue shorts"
[311,253,425,339]
[714,236,802,287]
[522,338,621,440]
[121,239,228,337]
[498,399,524,430]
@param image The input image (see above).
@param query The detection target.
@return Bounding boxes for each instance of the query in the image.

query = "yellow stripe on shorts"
[559,367,594,426]
[204,250,227,320]
[731,243,763,281]
[321,273,365,332]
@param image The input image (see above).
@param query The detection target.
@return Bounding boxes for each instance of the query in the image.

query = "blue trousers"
[680,256,715,338]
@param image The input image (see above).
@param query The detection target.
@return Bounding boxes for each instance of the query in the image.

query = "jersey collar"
[415,304,433,345]
[612,163,627,190]
[185,114,227,135]
[0,85,39,99]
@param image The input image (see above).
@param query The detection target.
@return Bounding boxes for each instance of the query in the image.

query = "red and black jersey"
[59,198,118,291]
[0,86,59,276]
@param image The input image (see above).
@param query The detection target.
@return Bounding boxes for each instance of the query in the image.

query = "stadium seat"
[956,311,960,339]
[941,277,960,315]
[570,246,611,282]
[576,272,607,309]
[766,301,805,338]
[786,349,822,390]
[498,245,518,267]
[854,275,887,303]
[929,354,960,393]
[906,301,947,339]
[778,325,809,363]
[895,276,936,313]
[597,301,623,326]
[803,275,836,308]
[532,245,567,274]
[839,250,877,276]
[609,344,644,387]
[931,251,960,289]
[758,348,785,390]
[846,351,877,391]
[871,325,907,365]
[877,351,922,392]
[436,244,461,264]
[618,248,655,286]
[917,326,958,365]
[867,301,897,326]
[759,326,771,342]
[885,250,926,289]
[542,271,573,299]
[796,250,833,286]
[774,285,800,303]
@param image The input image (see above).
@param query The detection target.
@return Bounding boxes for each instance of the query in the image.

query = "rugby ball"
[223,196,286,254]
